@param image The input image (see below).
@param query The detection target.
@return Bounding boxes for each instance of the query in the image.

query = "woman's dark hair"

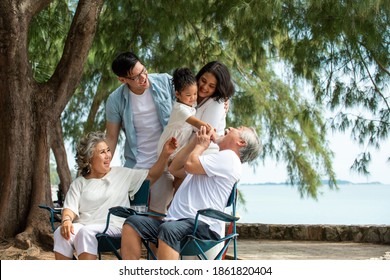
[111,51,141,77]
[196,61,234,102]
[172,67,197,92]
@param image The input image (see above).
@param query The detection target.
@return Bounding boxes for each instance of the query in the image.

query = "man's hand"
[182,126,209,175]
[195,126,212,149]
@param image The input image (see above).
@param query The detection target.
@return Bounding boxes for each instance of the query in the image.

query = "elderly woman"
[53,131,177,260]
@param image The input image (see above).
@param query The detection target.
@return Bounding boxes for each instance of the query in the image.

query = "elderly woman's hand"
[61,220,74,240]
[162,137,178,156]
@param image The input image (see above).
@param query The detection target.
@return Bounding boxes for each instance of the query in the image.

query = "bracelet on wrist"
[61,217,72,225]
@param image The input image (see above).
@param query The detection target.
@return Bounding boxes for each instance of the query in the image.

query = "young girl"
[157,67,212,191]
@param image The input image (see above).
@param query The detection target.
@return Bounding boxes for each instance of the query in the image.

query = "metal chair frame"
[138,182,239,260]
[179,182,239,260]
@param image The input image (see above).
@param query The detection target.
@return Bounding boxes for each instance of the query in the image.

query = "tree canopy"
[28,0,389,199]
[1,0,388,247]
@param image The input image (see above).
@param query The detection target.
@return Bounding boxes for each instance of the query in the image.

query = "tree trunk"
[0,0,49,246]
[84,79,109,133]
[50,119,72,206]
[0,0,103,248]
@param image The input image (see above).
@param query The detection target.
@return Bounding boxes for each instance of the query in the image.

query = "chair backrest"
[179,181,240,260]
[226,182,238,207]
[96,179,151,260]
[224,182,238,219]
[130,179,150,210]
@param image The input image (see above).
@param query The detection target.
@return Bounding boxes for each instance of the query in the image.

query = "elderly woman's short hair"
[75,131,106,176]
[239,127,262,164]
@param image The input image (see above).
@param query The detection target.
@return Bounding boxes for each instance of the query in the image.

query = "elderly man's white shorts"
[53,223,121,258]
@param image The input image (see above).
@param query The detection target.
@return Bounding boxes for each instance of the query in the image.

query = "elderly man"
[120,125,262,260]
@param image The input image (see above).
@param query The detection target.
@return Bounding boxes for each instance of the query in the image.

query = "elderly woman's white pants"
[53,223,121,259]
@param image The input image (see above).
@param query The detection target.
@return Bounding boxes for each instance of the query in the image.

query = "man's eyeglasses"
[126,67,148,82]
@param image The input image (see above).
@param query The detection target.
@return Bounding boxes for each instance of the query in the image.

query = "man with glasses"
[105,51,175,215]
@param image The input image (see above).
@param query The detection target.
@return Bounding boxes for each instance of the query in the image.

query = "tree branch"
[24,0,52,19]
[358,41,390,76]
[356,43,390,111]
[46,0,104,118]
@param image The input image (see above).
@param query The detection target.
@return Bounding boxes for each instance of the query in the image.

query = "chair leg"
[233,238,237,260]
[97,237,122,260]
[142,240,157,260]
[113,249,122,260]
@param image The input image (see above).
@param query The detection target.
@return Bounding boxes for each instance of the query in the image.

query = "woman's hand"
[61,220,74,240]
[224,99,230,114]
[162,137,178,157]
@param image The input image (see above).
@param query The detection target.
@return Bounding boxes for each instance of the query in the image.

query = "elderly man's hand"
[196,126,211,149]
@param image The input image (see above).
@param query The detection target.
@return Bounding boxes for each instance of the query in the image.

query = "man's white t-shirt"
[165,150,241,234]
[131,88,163,169]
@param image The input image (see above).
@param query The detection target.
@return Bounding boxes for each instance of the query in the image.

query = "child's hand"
[205,123,212,133]
[205,124,218,143]
[207,126,219,143]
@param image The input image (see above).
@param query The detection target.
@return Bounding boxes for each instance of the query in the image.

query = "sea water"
[236,183,390,225]
[52,183,390,225]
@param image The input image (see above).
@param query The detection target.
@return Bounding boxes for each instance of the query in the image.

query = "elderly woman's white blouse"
[63,166,148,228]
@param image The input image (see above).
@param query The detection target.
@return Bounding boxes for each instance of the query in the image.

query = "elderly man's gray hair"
[239,127,262,163]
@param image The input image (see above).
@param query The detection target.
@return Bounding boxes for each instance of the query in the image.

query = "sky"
[241,130,390,185]
[94,128,389,185]
[65,127,389,185]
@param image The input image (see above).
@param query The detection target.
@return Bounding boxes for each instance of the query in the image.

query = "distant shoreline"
[241,180,385,186]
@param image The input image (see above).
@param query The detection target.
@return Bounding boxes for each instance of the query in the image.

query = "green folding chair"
[179,182,239,260]
[39,179,152,260]
[137,182,239,260]
[95,180,153,260]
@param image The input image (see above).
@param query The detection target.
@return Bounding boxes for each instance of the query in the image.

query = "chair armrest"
[190,208,239,236]
[108,206,138,218]
[100,207,166,235]
[39,204,62,232]
[101,207,134,235]
[197,208,239,223]
[136,211,166,218]
[108,206,166,219]
[39,204,62,215]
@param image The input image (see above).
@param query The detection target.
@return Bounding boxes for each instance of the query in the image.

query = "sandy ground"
[233,239,390,260]
[1,237,389,260]
[0,238,54,260]
[0,238,120,260]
